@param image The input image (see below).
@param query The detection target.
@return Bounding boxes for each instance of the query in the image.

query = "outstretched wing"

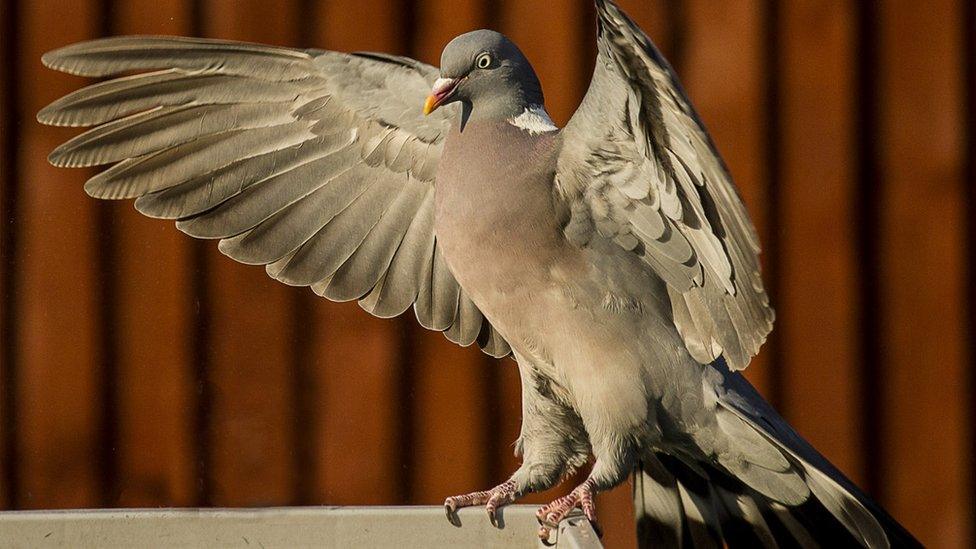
[38,35,510,358]
[556,1,772,369]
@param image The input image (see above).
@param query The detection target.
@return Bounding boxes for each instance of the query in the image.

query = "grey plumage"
[38,2,918,547]
[39,34,509,359]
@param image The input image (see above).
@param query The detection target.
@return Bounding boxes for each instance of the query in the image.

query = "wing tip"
[36,102,71,127]
[216,237,269,267]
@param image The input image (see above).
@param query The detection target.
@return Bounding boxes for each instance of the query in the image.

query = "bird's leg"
[536,434,635,541]
[537,477,598,521]
[444,360,590,527]
[445,354,590,528]
[443,457,571,527]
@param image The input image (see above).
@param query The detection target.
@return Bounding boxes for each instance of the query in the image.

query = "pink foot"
[444,479,518,527]
[536,479,598,542]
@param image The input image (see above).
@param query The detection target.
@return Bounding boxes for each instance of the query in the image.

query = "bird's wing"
[556,0,772,370]
[38,35,510,358]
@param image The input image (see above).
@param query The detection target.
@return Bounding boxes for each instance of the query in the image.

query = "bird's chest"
[433,122,565,314]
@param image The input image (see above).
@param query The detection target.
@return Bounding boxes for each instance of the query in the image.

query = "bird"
[37,1,919,546]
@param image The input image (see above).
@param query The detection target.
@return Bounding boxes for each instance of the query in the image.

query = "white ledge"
[0,505,603,548]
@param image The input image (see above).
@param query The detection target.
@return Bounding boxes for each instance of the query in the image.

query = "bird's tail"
[633,369,920,548]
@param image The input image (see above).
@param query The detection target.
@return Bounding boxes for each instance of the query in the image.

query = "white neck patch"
[509,105,558,134]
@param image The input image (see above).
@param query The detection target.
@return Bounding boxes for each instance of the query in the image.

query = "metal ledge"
[0,505,603,548]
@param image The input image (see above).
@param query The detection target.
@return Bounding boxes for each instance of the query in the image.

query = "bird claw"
[535,479,599,541]
[443,479,518,528]
[538,525,557,546]
[444,499,462,527]
[485,483,516,528]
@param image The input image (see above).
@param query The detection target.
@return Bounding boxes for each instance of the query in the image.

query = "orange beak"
[424,77,463,115]
[423,94,440,116]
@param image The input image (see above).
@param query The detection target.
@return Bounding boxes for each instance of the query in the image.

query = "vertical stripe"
[110,0,196,508]
[662,0,687,72]
[965,0,976,543]
[197,0,302,507]
[16,0,102,508]
[499,0,588,124]
[877,1,969,545]
[682,0,774,401]
[290,0,318,508]
[853,0,884,501]
[759,0,783,410]
[188,0,213,508]
[0,0,22,510]
[94,0,120,509]
[309,0,408,506]
[779,0,863,485]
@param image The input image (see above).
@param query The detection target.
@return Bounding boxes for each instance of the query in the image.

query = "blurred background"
[0,0,973,547]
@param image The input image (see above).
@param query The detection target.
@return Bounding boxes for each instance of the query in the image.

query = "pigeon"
[38,0,919,546]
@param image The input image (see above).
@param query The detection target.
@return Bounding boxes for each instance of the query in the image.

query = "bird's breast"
[433,122,568,317]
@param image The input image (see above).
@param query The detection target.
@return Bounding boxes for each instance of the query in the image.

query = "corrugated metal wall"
[1,1,973,547]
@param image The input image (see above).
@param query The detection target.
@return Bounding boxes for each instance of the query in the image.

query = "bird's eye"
[476,53,493,69]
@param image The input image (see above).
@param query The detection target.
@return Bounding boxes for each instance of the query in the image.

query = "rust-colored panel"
[492,357,523,496]
[109,0,196,509]
[310,304,403,504]
[408,333,494,503]
[499,0,589,125]
[197,0,302,507]
[878,1,971,546]
[15,0,102,508]
[0,0,15,510]
[413,0,487,66]
[682,0,774,398]
[318,0,406,54]
[777,0,863,485]
[307,0,414,506]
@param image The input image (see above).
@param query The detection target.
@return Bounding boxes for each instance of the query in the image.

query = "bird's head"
[424,29,544,121]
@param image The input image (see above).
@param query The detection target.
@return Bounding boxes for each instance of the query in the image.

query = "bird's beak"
[424,77,464,115]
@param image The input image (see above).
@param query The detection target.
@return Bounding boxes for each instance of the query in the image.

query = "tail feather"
[717,366,921,548]
[633,455,684,547]
[767,503,818,548]
[712,484,777,548]
[675,482,723,548]
[634,452,898,548]
[634,366,921,548]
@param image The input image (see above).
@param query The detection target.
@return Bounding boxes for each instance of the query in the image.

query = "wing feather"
[48,103,299,168]
[557,1,772,370]
[39,35,510,358]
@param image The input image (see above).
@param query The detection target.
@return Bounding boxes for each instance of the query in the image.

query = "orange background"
[1,1,974,548]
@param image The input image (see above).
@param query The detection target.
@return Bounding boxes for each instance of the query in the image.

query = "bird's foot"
[536,478,598,542]
[444,479,518,527]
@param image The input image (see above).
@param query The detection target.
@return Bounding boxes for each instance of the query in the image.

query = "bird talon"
[538,525,556,545]
[536,480,598,530]
[444,499,463,527]
[487,507,500,528]
[444,479,518,527]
